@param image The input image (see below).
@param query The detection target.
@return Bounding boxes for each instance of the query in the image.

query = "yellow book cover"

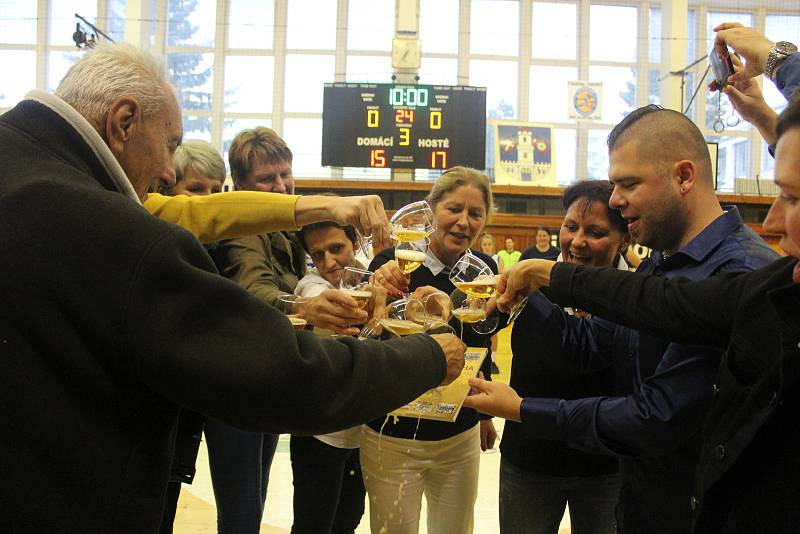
[390,347,488,422]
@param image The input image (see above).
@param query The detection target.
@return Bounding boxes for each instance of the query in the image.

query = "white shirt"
[294,269,362,449]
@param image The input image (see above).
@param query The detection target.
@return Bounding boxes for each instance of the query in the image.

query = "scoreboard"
[321,83,486,170]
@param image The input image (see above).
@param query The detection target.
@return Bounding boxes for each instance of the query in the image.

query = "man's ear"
[105,98,139,157]
[674,159,697,194]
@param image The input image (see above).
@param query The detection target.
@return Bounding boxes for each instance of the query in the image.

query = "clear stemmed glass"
[357,232,374,261]
[448,252,500,335]
[276,294,311,330]
[450,289,498,337]
[506,297,529,325]
[339,266,374,311]
[390,200,436,242]
[395,238,428,276]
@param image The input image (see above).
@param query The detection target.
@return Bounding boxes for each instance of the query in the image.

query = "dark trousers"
[204,418,279,534]
[290,435,365,534]
[499,457,620,534]
[159,481,182,534]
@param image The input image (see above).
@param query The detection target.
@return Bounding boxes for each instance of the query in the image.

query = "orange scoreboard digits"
[321,83,487,170]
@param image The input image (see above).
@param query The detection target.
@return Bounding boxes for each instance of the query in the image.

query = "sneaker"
[491,362,501,374]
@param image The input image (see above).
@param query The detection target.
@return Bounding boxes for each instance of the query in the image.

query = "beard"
[636,189,690,252]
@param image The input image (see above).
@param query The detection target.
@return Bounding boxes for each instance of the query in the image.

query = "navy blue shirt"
[517,207,778,534]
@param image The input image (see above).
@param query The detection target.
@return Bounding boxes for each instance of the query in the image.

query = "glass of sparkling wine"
[276,294,310,330]
[450,289,490,338]
[395,238,428,275]
[339,266,374,310]
[449,253,500,335]
[390,200,436,242]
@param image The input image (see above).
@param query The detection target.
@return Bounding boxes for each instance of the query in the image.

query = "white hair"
[174,140,226,183]
[55,42,174,128]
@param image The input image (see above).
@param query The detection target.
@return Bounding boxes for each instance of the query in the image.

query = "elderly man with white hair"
[0,43,466,532]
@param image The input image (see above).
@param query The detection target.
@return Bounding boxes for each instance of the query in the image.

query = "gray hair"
[55,42,174,129]
[174,140,226,183]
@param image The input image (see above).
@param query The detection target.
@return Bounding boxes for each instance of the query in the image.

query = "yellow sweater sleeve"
[144,192,299,244]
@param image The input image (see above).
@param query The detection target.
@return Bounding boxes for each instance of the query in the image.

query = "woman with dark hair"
[499,180,629,534]
[291,220,369,534]
[521,227,561,261]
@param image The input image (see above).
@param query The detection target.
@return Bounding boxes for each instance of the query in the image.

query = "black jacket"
[0,97,446,532]
[548,257,800,533]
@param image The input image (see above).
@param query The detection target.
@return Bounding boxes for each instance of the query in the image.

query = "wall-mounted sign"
[568,81,602,120]
[492,120,556,186]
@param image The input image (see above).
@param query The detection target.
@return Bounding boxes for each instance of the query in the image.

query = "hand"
[714,23,774,82]
[480,419,497,452]
[366,284,388,320]
[496,259,555,313]
[410,287,451,321]
[718,54,779,145]
[295,195,391,251]
[303,289,368,336]
[328,195,391,251]
[462,378,523,422]
[430,333,466,386]
[371,261,409,298]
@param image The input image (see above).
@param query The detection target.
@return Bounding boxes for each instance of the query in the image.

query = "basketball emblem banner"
[568,81,602,120]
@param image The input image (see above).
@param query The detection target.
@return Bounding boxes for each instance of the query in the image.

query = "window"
[284,55,335,113]
[228,0,274,49]
[470,59,518,119]
[50,0,96,46]
[168,53,215,112]
[532,2,576,60]
[167,0,216,47]
[590,5,637,63]
[346,55,392,84]
[4,1,796,186]
[47,51,81,93]
[348,0,393,52]
[419,57,458,85]
[420,0,459,54]
[470,0,519,56]
[587,129,611,181]
[588,66,636,124]
[286,0,336,50]
[530,66,579,123]
[283,118,329,178]
[0,50,35,106]
[0,0,36,44]
[224,56,274,113]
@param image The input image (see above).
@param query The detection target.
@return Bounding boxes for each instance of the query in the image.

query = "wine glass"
[385,297,453,337]
[358,318,396,340]
[339,266,374,311]
[448,253,500,335]
[395,238,428,275]
[390,200,436,242]
[404,291,451,325]
[506,297,529,325]
[276,294,311,330]
[357,232,374,261]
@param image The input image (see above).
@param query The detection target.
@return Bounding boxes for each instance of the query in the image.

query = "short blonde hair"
[55,42,173,129]
[426,166,494,214]
[174,140,226,183]
[228,127,293,182]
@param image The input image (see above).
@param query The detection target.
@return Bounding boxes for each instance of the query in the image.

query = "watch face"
[776,41,798,55]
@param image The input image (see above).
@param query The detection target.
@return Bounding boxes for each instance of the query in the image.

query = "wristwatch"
[765,41,798,81]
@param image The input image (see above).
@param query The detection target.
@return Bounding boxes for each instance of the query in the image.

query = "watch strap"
[766,41,798,81]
